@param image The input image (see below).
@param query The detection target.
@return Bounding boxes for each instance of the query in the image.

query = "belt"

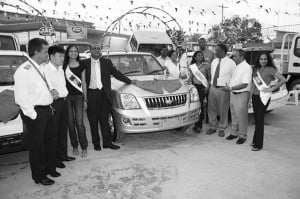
[54,97,66,101]
[34,105,52,109]
[214,86,225,89]
[232,91,249,94]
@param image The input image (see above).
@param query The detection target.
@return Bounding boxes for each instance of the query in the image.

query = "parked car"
[102,52,201,139]
[0,50,29,154]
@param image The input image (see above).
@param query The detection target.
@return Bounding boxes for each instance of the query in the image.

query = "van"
[126,31,174,57]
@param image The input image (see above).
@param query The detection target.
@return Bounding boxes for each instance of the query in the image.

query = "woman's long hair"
[254,52,276,71]
[190,51,204,65]
[63,44,80,70]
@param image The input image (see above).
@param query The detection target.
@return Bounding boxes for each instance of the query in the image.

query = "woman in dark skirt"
[251,52,286,151]
[63,45,88,157]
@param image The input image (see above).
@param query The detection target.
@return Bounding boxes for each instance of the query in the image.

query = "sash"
[189,63,208,88]
[65,66,83,93]
[253,70,271,105]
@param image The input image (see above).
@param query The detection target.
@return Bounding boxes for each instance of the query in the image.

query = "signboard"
[39,26,55,36]
[166,30,185,45]
[66,25,87,39]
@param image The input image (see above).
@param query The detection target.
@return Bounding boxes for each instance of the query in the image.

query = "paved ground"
[0,105,300,199]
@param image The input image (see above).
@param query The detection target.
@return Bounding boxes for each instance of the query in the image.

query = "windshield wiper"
[123,70,141,75]
[147,69,164,75]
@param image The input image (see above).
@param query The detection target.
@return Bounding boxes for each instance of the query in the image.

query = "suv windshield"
[0,55,28,85]
[109,54,164,76]
[0,36,16,50]
[138,44,173,57]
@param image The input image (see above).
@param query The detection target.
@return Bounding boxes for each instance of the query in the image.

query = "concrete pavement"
[0,105,299,199]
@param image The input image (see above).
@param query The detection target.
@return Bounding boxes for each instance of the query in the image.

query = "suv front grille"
[144,94,187,109]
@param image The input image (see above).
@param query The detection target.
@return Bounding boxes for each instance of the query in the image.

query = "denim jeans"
[67,94,88,150]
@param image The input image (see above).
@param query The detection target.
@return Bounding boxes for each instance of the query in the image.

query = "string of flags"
[0,0,298,33]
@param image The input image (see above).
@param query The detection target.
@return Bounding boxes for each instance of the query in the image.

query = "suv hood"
[111,75,191,97]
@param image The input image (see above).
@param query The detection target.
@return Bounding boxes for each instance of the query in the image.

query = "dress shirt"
[89,58,103,89]
[164,59,180,78]
[229,60,253,92]
[43,61,68,98]
[210,56,236,86]
[156,56,170,67]
[14,60,53,120]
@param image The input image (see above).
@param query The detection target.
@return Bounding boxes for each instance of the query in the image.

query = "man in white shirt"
[206,44,236,137]
[156,45,170,68]
[224,49,252,144]
[14,38,55,185]
[43,45,75,176]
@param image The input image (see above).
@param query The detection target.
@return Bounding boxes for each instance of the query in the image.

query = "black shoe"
[34,177,55,186]
[56,162,66,169]
[206,128,216,135]
[62,156,76,161]
[250,142,254,147]
[47,171,61,178]
[252,147,262,151]
[236,138,246,144]
[103,144,120,150]
[94,146,102,151]
[226,134,238,140]
[218,130,225,137]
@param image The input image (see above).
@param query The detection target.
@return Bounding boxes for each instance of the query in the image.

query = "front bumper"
[113,104,200,134]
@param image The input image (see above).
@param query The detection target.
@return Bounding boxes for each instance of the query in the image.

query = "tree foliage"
[208,16,263,45]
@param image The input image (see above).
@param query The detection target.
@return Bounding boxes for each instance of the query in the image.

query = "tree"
[208,16,263,45]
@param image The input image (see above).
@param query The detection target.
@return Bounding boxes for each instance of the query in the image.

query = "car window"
[109,54,164,76]
[0,55,28,85]
[0,36,16,50]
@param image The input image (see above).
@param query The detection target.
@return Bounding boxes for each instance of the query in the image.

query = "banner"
[66,25,87,39]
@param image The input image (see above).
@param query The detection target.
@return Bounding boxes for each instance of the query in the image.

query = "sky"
[1,0,300,35]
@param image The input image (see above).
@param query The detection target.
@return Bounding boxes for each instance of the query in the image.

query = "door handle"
[293,63,300,67]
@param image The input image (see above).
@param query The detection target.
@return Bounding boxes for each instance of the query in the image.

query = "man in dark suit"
[81,43,133,150]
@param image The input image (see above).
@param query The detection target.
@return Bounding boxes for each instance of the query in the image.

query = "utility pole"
[218,4,228,24]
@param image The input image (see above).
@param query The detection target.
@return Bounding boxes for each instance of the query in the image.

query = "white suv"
[0,50,29,154]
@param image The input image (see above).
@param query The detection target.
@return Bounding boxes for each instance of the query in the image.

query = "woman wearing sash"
[251,52,286,151]
[63,45,88,157]
[189,51,211,133]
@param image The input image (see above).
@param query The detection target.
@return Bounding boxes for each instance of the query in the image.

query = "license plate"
[161,117,182,127]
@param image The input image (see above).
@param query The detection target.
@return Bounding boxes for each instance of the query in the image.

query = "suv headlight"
[189,87,199,103]
[119,93,140,109]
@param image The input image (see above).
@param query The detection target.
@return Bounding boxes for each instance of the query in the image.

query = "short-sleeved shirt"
[253,66,277,95]
[229,60,252,92]
[210,56,236,86]
[66,64,85,96]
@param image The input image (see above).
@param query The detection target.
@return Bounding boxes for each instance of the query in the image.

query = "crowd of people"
[158,38,286,150]
[13,36,287,186]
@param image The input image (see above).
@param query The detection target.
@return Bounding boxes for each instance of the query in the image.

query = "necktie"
[212,58,221,87]
[95,60,103,89]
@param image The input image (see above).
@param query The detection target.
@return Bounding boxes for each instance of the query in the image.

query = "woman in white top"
[164,50,180,78]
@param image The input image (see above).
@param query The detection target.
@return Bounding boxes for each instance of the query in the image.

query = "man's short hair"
[198,37,206,42]
[217,43,228,54]
[48,45,65,56]
[28,38,48,57]
[236,49,246,58]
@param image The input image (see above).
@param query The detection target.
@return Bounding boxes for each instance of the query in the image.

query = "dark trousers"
[87,89,112,148]
[46,99,68,172]
[252,94,269,149]
[67,94,88,150]
[194,84,207,128]
[21,106,52,181]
